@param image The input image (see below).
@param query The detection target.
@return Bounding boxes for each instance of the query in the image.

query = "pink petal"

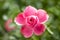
[34,23,46,36]
[20,25,33,38]
[5,19,15,32]
[37,9,49,23]
[24,6,37,17]
[14,13,25,25]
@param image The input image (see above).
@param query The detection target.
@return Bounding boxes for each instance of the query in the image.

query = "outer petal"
[34,23,46,36]
[14,13,25,25]
[20,25,33,38]
[5,19,15,32]
[24,6,37,17]
[37,9,49,23]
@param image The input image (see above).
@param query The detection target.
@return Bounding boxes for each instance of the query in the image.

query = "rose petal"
[21,25,33,38]
[24,6,37,17]
[34,24,46,36]
[37,9,49,23]
[14,13,25,25]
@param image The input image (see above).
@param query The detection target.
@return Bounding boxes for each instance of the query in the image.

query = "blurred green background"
[0,0,60,40]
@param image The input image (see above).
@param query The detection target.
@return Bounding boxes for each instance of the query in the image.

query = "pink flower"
[15,6,49,38]
[5,19,15,32]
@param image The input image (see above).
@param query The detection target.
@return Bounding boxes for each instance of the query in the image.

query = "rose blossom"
[15,6,49,38]
[5,19,15,32]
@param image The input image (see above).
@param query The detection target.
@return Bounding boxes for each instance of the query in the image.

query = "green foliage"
[0,0,60,40]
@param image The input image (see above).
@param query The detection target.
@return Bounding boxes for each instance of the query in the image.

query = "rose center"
[29,17,35,23]
[26,16,38,26]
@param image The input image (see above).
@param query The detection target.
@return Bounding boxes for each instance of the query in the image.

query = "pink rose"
[5,19,15,32]
[15,6,49,38]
